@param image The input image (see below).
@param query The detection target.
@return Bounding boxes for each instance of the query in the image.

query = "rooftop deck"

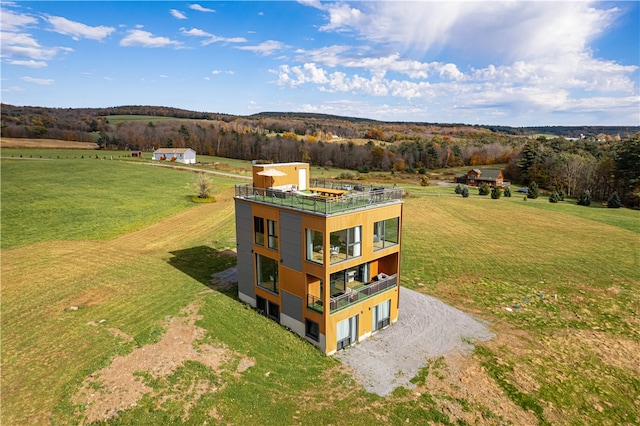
[235,179,403,215]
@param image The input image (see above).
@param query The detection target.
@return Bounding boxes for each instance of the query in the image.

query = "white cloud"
[181,28,211,37]
[290,0,638,124]
[1,31,41,48]
[120,30,181,48]
[21,76,53,85]
[212,69,235,75]
[9,59,47,68]
[0,31,71,61]
[181,27,247,45]
[0,8,38,31]
[189,4,215,13]
[236,40,287,56]
[1,85,25,93]
[170,9,187,20]
[46,16,115,41]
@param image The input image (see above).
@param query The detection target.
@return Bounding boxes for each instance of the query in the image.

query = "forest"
[2,103,639,208]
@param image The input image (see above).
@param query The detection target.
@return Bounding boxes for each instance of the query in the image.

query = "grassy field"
[1,154,639,425]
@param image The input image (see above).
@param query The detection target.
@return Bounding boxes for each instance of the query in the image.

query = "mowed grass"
[2,156,639,425]
[0,157,241,249]
[401,196,640,425]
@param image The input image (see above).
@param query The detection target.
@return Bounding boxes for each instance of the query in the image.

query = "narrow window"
[256,254,278,293]
[305,319,319,341]
[267,219,278,250]
[254,216,265,246]
[372,300,391,331]
[305,229,323,264]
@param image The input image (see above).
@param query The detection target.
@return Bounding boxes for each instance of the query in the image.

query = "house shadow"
[167,245,238,299]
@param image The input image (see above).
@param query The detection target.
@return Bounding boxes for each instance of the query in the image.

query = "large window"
[330,263,369,297]
[329,226,361,264]
[254,216,265,246]
[337,315,358,350]
[373,218,399,251]
[306,229,323,264]
[256,254,278,293]
[267,219,278,250]
[372,300,391,331]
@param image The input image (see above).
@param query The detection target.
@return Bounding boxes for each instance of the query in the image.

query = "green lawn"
[0,158,238,248]
[1,156,639,425]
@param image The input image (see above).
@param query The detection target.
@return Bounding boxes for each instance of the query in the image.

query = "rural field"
[1,150,639,425]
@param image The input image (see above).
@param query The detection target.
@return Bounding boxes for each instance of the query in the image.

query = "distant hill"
[2,104,638,140]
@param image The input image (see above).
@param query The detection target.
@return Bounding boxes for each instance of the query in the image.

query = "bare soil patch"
[421,353,539,425]
[72,301,254,423]
[0,137,98,149]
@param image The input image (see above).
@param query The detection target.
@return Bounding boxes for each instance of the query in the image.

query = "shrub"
[418,167,427,175]
[478,183,491,196]
[504,186,512,197]
[419,175,430,187]
[549,191,560,203]
[607,191,622,208]
[194,173,214,199]
[558,189,565,201]
[527,181,539,199]
[338,172,356,180]
[577,189,592,206]
[461,187,469,198]
[491,186,502,199]
[455,183,463,194]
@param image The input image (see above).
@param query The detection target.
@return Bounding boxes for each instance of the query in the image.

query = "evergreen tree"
[528,181,539,199]
[455,183,463,194]
[491,186,502,199]
[577,189,592,206]
[478,183,491,196]
[504,186,512,197]
[549,191,560,203]
[462,187,469,198]
[607,191,622,208]
[614,135,640,209]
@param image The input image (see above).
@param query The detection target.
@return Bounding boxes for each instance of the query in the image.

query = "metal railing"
[235,183,403,215]
[306,274,398,314]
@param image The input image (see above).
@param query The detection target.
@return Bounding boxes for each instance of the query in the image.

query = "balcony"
[235,181,403,216]
[306,273,398,313]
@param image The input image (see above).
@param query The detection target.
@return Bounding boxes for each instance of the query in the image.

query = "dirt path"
[129,161,252,180]
[335,287,495,396]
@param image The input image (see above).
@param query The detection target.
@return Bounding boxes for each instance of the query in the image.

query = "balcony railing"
[235,183,403,215]
[306,274,398,314]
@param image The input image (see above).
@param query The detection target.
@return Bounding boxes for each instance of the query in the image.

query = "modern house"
[455,168,507,187]
[234,162,403,355]
[152,148,196,164]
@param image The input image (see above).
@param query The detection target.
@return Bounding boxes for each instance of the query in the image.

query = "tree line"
[2,104,638,208]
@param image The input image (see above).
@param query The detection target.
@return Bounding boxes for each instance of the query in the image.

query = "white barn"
[152,148,196,164]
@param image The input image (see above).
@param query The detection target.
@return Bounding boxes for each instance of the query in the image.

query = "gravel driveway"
[335,287,495,396]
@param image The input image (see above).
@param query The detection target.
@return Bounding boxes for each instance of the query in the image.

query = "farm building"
[131,150,142,157]
[152,148,196,164]
[234,162,403,355]
[455,168,508,187]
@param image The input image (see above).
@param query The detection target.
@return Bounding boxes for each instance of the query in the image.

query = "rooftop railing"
[235,182,403,215]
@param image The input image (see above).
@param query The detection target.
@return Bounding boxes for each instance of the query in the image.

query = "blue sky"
[1,1,639,126]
